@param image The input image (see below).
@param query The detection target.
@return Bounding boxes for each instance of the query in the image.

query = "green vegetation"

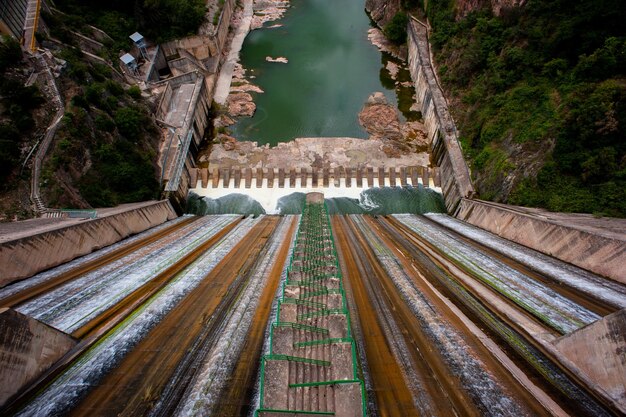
[52,0,206,49]
[423,0,626,216]
[45,47,159,208]
[0,36,43,186]
[384,12,409,45]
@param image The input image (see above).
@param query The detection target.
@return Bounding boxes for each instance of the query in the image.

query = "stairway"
[256,194,366,417]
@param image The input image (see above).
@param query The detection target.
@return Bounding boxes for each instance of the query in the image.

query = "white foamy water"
[189,180,441,214]
[170,216,296,416]
[425,213,626,309]
[17,215,239,333]
[394,214,600,334]
[350,215,532,417]
[15,217,259,417]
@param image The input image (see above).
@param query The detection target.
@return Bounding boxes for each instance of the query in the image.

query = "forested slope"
[421,0,625,217]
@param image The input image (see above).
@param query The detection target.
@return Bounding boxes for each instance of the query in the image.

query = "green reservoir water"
[231,0,397,145]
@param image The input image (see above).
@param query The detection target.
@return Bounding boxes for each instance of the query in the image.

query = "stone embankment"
[406,18,475,213]
[0,200,177,286]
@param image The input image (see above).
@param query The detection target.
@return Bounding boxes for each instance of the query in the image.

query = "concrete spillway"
[0,203,625,416]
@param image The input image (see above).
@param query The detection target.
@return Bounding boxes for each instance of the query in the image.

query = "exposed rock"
[359,93,402,141]
[367,28,407,60]
[386,60,399,80]
[205,137,429,170]
[227,92,256,117]
[251,0,290,30]
[365,0,401,28]
[265,56,289,63]
[231,83,264,93]
[215,115,235,128]
[218,134,239,151]
[400,121,429,152]
[455,0,527,17]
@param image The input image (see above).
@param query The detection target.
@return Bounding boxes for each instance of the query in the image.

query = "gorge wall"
[365,0,401,27]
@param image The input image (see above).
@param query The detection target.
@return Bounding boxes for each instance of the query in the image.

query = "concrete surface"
[205,137,429,170]
[456,198,626,283]
[554,309,626,413]
[0,200,177,286]
[0,308,76,406]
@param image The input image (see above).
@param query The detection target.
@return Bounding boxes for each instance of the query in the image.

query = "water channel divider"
[256,198,366,417]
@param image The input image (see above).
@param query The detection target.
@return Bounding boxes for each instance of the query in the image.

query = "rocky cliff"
[455,0,526,17]
[365,0,401,27]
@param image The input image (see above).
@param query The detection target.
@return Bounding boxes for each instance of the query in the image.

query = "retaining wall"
[0,308,76,407]
[407,19,474,214]
[554,309,626,414]
[456,198,626,284]
[0,200,177,286]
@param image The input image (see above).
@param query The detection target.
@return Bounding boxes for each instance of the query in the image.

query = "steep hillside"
[423,0,626,217]
[0,36,48,220]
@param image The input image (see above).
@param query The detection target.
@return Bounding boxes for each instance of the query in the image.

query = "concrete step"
[263,357,332,410]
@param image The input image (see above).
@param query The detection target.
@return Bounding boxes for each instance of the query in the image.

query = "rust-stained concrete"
[0,200,177,286]
[554,309,626,414]
[203,137,429,171]
[0,308,76,407]
[456,198,626,284]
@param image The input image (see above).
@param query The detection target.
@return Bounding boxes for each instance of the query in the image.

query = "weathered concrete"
[0,200,177,286]
[456,198,626,283]
[407,18,475,213]
[0,308,76,407]
[554,309,626,413]
[203,137,429,171]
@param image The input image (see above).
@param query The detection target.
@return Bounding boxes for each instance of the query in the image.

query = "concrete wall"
[0,0,27,40]
[554,309,626,414]
[456,198,626,284]
[0,200,177,286]
[216,0,236,57]
[162,35,217,62]
[407,19,475,214]
[0,308,76,407]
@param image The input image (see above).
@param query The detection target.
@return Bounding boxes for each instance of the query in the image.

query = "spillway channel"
[2,211,623,416]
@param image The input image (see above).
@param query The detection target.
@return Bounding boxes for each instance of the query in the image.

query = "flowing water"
[231,0,401,144]
[187,187,446,215]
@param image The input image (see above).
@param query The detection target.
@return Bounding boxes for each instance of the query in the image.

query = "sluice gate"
[189,165,440,190]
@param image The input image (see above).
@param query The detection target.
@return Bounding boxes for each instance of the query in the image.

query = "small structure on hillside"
[120,53,138,74]
[129,31,148,60]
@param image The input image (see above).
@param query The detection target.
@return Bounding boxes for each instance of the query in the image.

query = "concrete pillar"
[234,168,242,188]
[256,168,263,188]
[278,168,285,188]
[211,168,219,188]
[389,167,397,187]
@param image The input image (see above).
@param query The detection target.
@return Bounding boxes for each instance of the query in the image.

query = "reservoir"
[231,0,399,145]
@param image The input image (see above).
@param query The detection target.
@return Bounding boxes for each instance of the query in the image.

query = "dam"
[1,196,625,416]
[1,0,626,416]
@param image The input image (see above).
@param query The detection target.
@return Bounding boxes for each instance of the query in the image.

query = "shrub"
[0,35,22,73]
[384,12,409,45]
[127,85,142,100]
[114,107,142,140]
